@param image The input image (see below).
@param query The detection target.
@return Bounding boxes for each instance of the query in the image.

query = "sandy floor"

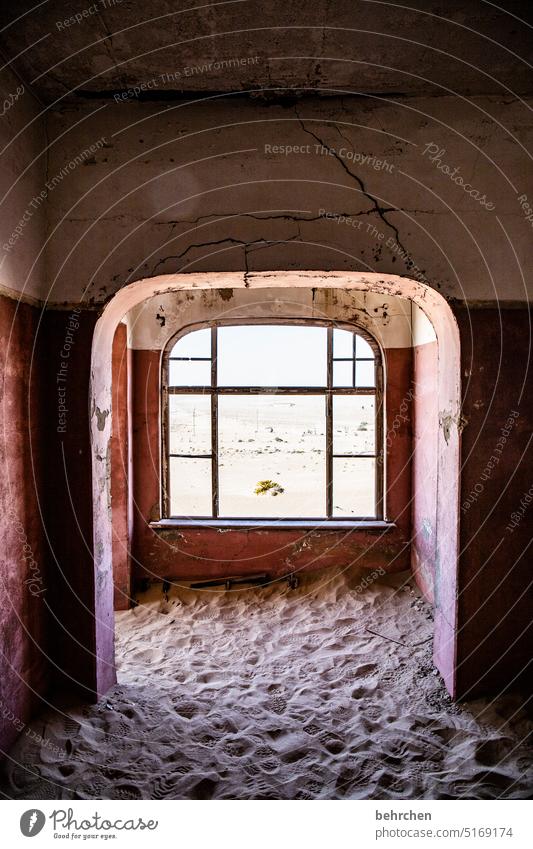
[1,568,532,800]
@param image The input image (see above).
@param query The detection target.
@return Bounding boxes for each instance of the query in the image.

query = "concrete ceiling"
[1,0,532,103]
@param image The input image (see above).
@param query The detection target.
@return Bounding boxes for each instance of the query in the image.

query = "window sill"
[150,518,396,532]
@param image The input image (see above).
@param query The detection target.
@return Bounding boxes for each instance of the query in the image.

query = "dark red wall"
[455,307,532,698]
[129,345,413,584]
[40,308,102,701]
[0,295,49,755]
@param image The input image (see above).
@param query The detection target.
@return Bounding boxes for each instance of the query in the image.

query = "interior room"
[0,0,531,803]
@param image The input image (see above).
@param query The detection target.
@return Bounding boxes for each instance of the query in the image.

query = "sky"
[170,324,374,387]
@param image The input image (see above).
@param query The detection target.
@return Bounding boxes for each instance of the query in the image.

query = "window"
[162,322,383,521]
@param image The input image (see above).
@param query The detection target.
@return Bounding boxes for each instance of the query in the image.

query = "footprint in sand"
[319,733,346,755]
[267,696,288,715]
[173,701,199,719]
[112,783,144,800]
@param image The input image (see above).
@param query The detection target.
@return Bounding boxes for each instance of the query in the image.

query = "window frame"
[161,319,384,522]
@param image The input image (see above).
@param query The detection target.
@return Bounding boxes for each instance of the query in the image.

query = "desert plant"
[254,479,285,496]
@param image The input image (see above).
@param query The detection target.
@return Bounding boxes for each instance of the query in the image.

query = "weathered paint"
[37,95,532,307]
[411,340,439,604]
[4,3,532,102]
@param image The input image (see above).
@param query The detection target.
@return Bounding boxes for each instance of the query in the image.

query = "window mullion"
[375,361,384,520]
[211,326,219,518]
[352,330,356,388]
[326,326,333,518]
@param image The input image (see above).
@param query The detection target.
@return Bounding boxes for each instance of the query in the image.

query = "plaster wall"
[3,1,531,102]
[411,303,438,602]
[42,96,532,306]
[0,67,46,302]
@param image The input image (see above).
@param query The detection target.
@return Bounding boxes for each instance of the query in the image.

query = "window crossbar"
[166,386,377,394]
[169,453,213,459]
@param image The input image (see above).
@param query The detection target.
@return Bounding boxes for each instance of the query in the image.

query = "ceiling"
[1,0,532,103]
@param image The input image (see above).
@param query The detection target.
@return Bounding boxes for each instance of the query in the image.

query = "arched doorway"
[90,271,461,697]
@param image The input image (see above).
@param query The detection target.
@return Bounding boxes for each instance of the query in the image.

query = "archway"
[90,271,461,697]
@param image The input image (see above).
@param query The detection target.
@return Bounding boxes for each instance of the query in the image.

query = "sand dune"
[1,568,531,800]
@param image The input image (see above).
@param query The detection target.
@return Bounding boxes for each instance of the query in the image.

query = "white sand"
[2,568,532,800]
[170,396,376,518]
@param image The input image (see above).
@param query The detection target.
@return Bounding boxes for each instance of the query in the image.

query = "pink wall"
[0,295,49,754]
[411,341,439,604]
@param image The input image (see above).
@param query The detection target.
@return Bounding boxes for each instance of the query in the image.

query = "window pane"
[169,359,211,386]
[333,328,354,357]
[217,325,327,387]
[170,327,211,358]
[355,360,375,387]
[218,395,326,517]
[333,360,353,387]
[169,456,212,516]
[332,457,376,517]
[333,396,375,454]
[356,335,374,359]
[169,395,211,455]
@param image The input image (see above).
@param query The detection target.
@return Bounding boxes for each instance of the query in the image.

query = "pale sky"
[171,324,374,387]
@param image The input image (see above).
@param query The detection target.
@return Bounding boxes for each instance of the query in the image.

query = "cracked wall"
[41,95,532,306]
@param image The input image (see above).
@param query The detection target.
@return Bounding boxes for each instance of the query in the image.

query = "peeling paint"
[439,410,468,444]
[94,406,109,431]
[422,518,433,540]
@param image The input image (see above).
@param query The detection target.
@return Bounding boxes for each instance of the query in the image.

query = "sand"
[170,395,376,517]
[1,568,532,800]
